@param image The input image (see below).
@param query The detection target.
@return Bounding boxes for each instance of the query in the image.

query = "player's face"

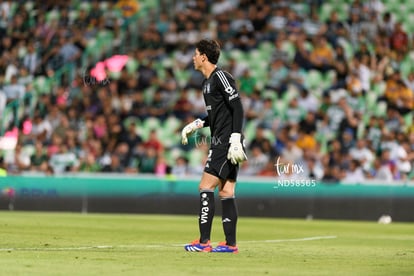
[193,49,204,71]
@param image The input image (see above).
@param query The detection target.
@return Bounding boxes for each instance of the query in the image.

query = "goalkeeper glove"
[227,133,248,165]
[181,118,204,145]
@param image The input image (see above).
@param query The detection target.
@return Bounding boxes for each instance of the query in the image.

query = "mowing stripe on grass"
[0,236,337,252]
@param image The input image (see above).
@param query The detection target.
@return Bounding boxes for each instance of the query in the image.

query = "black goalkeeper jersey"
[201,67,244,149]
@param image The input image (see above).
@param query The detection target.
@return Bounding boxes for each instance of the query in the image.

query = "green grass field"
[0,211,413,275]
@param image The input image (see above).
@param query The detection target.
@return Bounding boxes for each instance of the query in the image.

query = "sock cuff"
[200,189,215,193]
[220,196,235,200]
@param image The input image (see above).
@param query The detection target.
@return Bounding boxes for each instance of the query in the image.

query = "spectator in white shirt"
[349,138,375,171]
[23,42,40,75]
[3,75,25,102]
[342,159,366,183]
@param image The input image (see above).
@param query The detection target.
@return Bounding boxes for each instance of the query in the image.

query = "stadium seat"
[365,91,378,111]
[125,57,139,75]
[9,2,18,17]
[33,76,52,95]
[143,117,161,131]
[78,2,92,13]
[137,117,162,142]
[338,39,354,60]
[258,41,275,57]
[319,3,333,22]
[143,86,156,105]
[158,127,180,148]
[372,81,386,97]
[122,116,140,129]
[244,119,259,143]
[96,30,115,56]
[165,147,184,165]
[99,1,109,11]
[305,70,324,90]
[69,10,79,22]
[162,116,181,133]
[24,1,34,12]
[46,10,60,24]
[263,128,276,144]
[400,56,412,78]
[228,49,245,61]
[273,99,288,120]
[281,41,296,62]
[375,101,387,117]
[187,147,206,168]
[22,144,35,157]
[158,117,181,148]
[403,112,413,129]
[174,69,191,89]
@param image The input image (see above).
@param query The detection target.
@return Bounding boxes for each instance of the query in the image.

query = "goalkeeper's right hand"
[181,118,205,145]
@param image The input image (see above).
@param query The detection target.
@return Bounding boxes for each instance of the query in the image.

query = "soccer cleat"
[184,239,212,252]
[211,241,239,253]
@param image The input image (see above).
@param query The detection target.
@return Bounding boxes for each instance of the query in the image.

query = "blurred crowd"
[0,0,413,182]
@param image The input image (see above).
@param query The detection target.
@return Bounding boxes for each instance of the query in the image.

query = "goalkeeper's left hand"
[227,133,248,165]
[181,118,204,145]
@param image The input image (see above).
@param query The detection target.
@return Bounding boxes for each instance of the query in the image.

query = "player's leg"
[198,172,220,243]
[184,172,219,252]
[218,179,238,247]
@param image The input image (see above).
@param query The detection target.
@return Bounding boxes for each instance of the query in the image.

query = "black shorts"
[204,147,239,181]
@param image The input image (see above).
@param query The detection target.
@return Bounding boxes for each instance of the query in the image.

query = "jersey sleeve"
[214,70,244,133]
[201,115,209,127]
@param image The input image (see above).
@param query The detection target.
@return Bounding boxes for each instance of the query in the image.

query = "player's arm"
[181,117,205,145]
[216,71,247,164]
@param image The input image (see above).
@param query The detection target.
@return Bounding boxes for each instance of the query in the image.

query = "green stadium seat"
[403,112,413,128]
[24,1,34,12]
[78,2,92,13]
[281,41,296,62]
[365,91,378,111]
[122,116,140,129]
[319,3,333,22]
[187,148,206,168]
[165,147,184,165]
[228,49,245,61]
[174,69,190,89]
[258,41,275,57]
[143,117,161,131]
[372,81,386,97]
[375,101,388,117]
[262,89,277,101]
[46,10,60,24]
[244,119,259,143]
[305,70,324,90]
[69,10,79,22]
[158,127,180,148]
[263,128,276,144]
[338,39,354,60]
[33,76,52,95]
[273,99,288,119]
[22,144,35,157]
[99,1,109,11]
[400,57,412,78]
[163,116,181,133]
[143,86,156,105]
[125,57,139,75]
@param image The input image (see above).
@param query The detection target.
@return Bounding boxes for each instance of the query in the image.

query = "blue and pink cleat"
[184,239,212,252]
[211,241,239,253]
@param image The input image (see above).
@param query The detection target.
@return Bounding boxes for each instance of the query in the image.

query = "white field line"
[0,236,337,252]
[240,235,338,243]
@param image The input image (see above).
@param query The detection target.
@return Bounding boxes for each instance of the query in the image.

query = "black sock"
[199,190,215,243]
[221,198,238,246]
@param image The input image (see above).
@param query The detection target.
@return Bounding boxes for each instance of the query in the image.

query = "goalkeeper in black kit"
[182,39,247,253]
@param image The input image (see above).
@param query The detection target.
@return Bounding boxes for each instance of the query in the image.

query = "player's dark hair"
[196,39,220,64]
